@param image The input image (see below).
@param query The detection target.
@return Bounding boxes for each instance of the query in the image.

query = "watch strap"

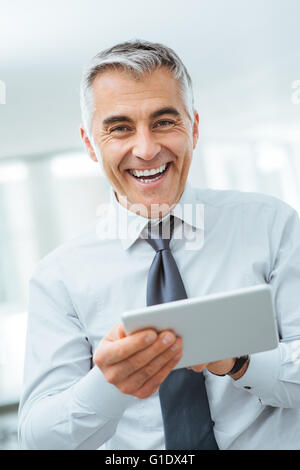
[227,355,249,376]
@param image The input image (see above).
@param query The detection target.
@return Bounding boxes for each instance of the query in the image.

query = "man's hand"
[188,357,250,380]
[93,323,183,399]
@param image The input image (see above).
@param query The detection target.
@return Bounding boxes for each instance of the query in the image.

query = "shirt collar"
[107,182,204,250]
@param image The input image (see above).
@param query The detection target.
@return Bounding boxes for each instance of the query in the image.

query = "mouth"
[126,162,171,186]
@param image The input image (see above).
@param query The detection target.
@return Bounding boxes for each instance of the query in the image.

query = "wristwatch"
[212,355,249,377]
[227,355,249,376]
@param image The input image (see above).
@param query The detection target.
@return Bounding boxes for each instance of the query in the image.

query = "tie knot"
[145,215,174,253]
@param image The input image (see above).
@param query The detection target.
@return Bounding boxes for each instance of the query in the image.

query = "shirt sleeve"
[18,260,135,450]
[233,201,300,408]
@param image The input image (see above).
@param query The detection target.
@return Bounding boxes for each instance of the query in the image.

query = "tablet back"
[122,284,279,369]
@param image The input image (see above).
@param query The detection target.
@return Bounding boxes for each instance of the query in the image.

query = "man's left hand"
[188,357,249,380]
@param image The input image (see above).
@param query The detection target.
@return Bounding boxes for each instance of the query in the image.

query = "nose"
[132,127,161,160]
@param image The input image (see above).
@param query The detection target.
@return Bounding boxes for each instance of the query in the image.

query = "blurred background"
[0,0,300,449]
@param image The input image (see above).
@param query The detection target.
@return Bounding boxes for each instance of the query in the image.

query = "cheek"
[100,142,125,174]
[170,141,192,172]
[164,131,192,161]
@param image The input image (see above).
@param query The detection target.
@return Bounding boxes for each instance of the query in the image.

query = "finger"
[134,353,183,399]
[100,328,158,366]
[118,347,182,397]
[105,323,127,341]
[114,335,182,383]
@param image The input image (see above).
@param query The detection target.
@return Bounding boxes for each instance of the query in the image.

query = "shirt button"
[211,420,215,427]
[244,386,251,390]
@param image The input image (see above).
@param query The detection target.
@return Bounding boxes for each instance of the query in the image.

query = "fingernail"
[145,332,157,343]
[162,333,174,345]
[170,342,179,352]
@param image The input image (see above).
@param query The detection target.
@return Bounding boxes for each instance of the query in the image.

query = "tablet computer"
[121,284,279,369]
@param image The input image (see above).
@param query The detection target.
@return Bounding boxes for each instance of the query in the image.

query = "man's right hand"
[93,323,183,399]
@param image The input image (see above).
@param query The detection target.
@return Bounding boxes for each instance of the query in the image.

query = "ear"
[80,126,98,162]
[192,111,199,150]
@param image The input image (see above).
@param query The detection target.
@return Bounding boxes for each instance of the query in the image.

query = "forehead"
[91,67,185,118]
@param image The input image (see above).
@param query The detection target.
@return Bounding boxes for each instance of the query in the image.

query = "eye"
[154,120,175,128]
[110,125,132,134]
[109,126,131,134]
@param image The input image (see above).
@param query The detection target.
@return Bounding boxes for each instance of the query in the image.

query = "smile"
[128,163,170,183]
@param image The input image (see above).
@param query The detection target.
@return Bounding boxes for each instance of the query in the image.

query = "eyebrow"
[102,106,181,127]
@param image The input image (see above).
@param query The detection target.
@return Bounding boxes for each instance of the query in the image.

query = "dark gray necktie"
[145,215,218,450]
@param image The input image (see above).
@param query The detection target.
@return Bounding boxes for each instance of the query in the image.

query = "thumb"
[117,322,127,339]
[106,322,127,342]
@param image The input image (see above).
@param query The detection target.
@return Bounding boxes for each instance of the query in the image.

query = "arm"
[231,203,300,406]
[18,263,134,449]
[18,262,182,450]
[190,201,300,408]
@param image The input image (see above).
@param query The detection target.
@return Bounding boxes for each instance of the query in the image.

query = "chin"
[142,196,178,218]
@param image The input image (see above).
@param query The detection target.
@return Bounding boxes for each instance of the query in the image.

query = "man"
[18,40,300,450]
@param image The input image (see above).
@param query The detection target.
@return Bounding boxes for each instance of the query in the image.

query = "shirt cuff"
[233,346,281,400]
[72,365,136,420]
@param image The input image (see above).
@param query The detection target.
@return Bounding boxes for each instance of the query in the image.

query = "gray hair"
[80,39,195,137]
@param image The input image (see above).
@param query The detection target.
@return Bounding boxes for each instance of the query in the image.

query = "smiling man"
[82,65,198,218]
[19,40,300,450]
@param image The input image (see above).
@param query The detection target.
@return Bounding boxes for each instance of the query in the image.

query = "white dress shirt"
[18,182,300,450]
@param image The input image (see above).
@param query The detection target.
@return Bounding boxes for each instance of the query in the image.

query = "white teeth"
[130,164,167,177]
[140,174,163,183]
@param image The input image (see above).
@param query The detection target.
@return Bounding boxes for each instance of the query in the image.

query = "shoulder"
[192,186,297,216]
[31,221,100,281]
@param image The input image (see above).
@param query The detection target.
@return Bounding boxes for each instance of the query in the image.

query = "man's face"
[81,67,199,217]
